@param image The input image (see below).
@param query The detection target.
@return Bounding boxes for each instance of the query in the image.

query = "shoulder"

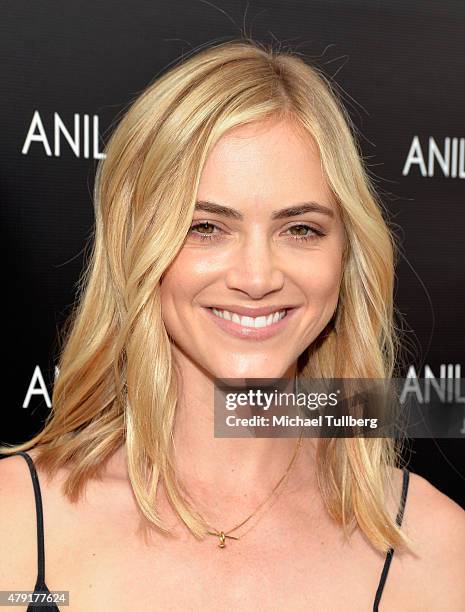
[0,451,40,591]
[0,449,41,499]
[400,469,465,610]
[405,469,465,537]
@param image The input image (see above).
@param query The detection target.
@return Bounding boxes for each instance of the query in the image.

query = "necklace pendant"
[218,531,226,548]
[207,530,239,547]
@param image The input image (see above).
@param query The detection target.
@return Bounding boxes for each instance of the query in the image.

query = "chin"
[209,362,293,383]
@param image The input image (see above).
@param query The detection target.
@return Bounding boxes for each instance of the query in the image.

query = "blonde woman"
[1,39,464,612]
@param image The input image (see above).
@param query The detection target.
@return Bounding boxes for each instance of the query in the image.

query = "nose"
[224,229,285,298]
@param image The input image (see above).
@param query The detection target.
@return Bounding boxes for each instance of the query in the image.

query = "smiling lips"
[204,305,297,340]
[212,307,287,328]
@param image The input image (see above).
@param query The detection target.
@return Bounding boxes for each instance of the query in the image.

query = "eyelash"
[188,221,326,243]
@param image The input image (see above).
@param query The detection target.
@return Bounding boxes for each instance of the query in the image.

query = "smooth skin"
[1,117,464,611]
[160,116,345,497]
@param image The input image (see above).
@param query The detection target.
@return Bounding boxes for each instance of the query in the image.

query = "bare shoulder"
[0,448,42,507]
[405,469,465,536]
[400,469,465,610]
[0,450,40,594]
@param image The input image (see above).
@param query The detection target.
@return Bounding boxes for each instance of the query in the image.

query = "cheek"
[160,272,190,317]
[298,252,343,304]
[160,251,209,324]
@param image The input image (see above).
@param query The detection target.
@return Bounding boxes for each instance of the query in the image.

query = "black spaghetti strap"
[373,468,410,611]
[0,451,47,588]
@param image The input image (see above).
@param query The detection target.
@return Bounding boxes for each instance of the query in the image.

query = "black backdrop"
[2,0,464,508]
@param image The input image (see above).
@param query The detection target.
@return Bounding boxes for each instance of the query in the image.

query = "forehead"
[197,117,335,210]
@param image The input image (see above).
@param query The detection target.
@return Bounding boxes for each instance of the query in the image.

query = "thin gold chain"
[198,431,304,547]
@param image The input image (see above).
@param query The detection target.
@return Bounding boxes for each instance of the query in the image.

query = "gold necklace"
[200,432,304,548]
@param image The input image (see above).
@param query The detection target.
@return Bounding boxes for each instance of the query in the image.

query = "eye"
[188,221,225,242]
[187,221,327,243]
[284,224,326,242]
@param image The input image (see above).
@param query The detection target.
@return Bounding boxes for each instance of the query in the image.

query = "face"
[160,117,346,381]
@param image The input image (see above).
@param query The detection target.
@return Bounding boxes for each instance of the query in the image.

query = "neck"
[170,349,316,502]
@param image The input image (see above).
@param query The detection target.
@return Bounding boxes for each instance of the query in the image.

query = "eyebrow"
[194,200,335,220]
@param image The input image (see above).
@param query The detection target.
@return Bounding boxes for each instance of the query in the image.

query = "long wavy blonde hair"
[1,39,412,554]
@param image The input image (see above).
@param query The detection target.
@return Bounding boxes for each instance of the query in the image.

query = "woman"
[1,39,464,611]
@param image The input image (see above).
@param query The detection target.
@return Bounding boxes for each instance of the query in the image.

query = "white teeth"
[211,308,287,328]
